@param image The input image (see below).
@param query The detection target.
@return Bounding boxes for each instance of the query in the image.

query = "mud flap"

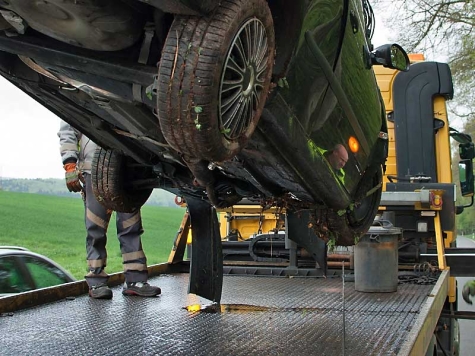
[287,210,327,274]
[186,196,223,303]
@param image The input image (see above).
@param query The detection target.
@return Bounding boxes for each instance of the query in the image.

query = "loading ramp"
[1,269,447,356]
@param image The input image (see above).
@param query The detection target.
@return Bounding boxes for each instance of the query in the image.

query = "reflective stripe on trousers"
[84,173,148,286]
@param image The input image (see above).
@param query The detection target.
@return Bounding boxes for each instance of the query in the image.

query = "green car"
[0,247,75,296]
[0,1,407,247]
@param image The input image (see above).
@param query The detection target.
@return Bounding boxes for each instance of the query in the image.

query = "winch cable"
[342,262,346,356]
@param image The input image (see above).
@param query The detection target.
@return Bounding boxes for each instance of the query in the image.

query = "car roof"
[0,246,76,281]
[0,246,31,253]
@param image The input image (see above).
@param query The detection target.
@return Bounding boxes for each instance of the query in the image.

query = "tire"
[91,147,153,213]
[347,167,383,235]
[157,0,275,162]
[327,167,383,246]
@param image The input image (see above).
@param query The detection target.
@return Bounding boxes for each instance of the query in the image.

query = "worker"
[463,280,475,304]
[58,121,161,299]
[324,143,348,181]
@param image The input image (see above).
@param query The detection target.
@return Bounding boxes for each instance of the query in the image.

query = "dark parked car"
[0,1,407,248]
[0,247,76,296]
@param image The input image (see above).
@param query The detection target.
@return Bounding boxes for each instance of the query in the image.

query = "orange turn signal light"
[348,136,359,153]
[408,53,425,62]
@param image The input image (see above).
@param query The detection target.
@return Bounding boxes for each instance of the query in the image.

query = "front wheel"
[91,147,153,213]
[327,166,383,246]
[347,166,383,235]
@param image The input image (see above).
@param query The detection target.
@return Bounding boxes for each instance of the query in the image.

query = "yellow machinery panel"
[218,205,284,241]
[374,54,428,191]
[374,54,457,302]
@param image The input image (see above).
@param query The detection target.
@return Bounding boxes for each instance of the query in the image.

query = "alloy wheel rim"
[219,18,269,140]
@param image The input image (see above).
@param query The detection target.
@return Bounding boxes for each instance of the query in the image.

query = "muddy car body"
[0,0,407,247]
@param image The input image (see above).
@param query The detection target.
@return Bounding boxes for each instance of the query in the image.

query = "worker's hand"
[462,280,475,305]
[63,163,83,193]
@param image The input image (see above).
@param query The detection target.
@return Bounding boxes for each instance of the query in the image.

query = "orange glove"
[64,163,83,192]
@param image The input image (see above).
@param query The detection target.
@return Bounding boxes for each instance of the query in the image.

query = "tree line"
[0,178,178,208]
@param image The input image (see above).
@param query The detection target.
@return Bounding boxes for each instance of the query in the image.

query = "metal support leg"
[186,197,223,303]
[434,212,447,270]
[285,214,298,270]
[167,212,190,264]
[287,210,327,275]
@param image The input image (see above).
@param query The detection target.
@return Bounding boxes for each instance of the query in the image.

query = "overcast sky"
[0,16,414,180]
[0,83,64,179]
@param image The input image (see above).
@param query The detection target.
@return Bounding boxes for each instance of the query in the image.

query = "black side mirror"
[371,44,410,72]
[459,159,474,197]
[449,127,472,144]
[460,142,475,160]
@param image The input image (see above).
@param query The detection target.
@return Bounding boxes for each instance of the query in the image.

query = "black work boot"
[122,282,161,297]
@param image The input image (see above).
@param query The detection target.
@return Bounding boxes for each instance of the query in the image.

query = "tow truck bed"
[1,270,448,356]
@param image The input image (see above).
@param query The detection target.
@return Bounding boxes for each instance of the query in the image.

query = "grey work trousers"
[83,173,148,287]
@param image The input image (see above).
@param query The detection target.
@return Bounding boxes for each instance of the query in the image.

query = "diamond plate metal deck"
[0,273,434,356]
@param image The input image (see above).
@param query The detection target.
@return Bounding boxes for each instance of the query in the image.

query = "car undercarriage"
[0,0,409,254]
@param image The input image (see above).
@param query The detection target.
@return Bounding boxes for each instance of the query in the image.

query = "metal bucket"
[354,225,401,293]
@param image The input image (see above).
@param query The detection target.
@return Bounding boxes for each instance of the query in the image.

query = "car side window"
[0,257,32,293]
[23,256,70,289]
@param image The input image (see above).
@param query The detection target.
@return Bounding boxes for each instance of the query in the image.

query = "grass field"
[0,191,185,279]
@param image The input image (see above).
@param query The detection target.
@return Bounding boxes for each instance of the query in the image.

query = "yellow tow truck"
[2,56,475,356]
[209,54,475,354]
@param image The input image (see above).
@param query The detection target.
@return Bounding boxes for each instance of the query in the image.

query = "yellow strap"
[122,212,141,229]
[60,143,79,153]
[87,259,106,268]
[87,209,109,230]
[123,263,147,271]
[122,250,145,262]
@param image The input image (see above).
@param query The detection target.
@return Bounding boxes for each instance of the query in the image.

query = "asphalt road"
[455,236,475,356]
